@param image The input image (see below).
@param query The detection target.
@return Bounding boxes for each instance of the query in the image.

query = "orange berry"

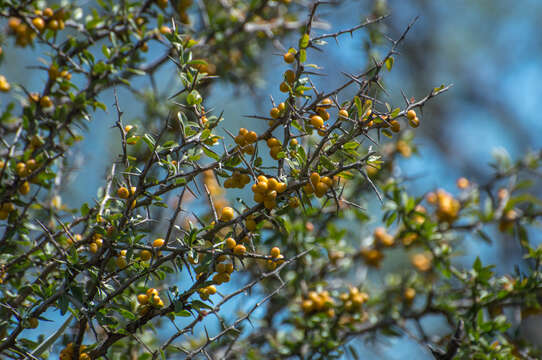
[39,95,53,108]
[43,8,54,17]
[310,172,320,187]
[270,247,280,258]
[233,244,246,256]
[225,237,236,249]
[409,117,420,128]
[310,115,324,129]
[220,206,235,222]
[315,182,329,198]
[267,138,280,148]
[284,70,295,83]
[283,52,295,63]
[390,120,400,133]
[245,131,258,144]
[338,109,349,119]
[406,109,416,120]
[152,238,165,247]
[267,178,279,191]
[32,17,45,31]
[279,82,289,92]
[117,187,130,199]
[270,107,280,119]
[456,177,469,189]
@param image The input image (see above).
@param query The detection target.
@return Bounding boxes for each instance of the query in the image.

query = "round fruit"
[32,17,45,31]
[407,109,416,120]
[310,172,320,186]
[233,244,246,256]
[19,181,30,195]
[279,82,289,92]
[270,247,281,258]
[225,237,236,249]
[310,115,324,129]
[283,52,295,63]
[152,238,165,247]
[137,294,149,305]
[284,70,295,83]
[390,120,400,133]
[270,107,280,119]
[117,187,130,199]
[140,250,152,261]
[220,207,235,222]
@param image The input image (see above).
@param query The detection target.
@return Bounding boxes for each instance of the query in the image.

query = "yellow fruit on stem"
[310,115,324,129]
[137,294,149,305]
[225,237,236,249]
[270,247,281,258]
[140,250,152,261]
[220,206,235,222]
[283,52,295,63]
[152,238,165,247]
[117,186,129,199]
[233,244,246,256]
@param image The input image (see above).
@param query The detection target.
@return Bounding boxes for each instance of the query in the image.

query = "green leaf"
[343,142,359,150]
[142,134,156,150]
[299,33,310,49]
[187,90,202,105]
[299,49,307,63]
[385,56,394,71]
[203,147,220,160]
[354,96,362,118]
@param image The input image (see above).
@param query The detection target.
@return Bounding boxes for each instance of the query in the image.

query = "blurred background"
[3,0,542,358]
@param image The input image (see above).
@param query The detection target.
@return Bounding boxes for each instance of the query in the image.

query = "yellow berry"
[270,247,280,258]
[310,115,324,129]
[233,244,246,256]
[267,138,280,148]
[220,206,235,222]
[117,186,130,199]
[456,177,469,189]
[390,120,400,133]
[43,8,54,17]
[19,181,30,195]
[409,117,420,128]
[270,107,280,119]
[338,109,349,120]
[116,256,127,268]
[32,17,45,31]
[404,288,416,303]
[39,95,53,108]
[140,250,152,261]
[152,238,165,247]
[406,109,416,120]
[16,162,27,177]
[310,172,320,187]
[246,219,257,231]
[137,294,149,305]
[225,237,236,249]
[89,242,98,253]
